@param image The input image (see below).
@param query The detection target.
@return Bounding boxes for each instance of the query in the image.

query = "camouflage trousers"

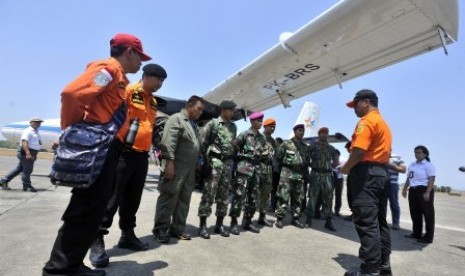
[229,171,259,218]
[198,158,233,218]
[275,167,304,219]
[306,171,334,218]
[258,168,272,213]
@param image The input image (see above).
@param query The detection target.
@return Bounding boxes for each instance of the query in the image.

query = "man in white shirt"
[1,118,43,192]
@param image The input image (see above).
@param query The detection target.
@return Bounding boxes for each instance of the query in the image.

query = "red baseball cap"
[110,33,152,61]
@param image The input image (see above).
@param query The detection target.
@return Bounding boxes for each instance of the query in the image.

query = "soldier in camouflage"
[274,124,309,229]
[305,127,339,231]
[197,100,238,239]
[257,118,277,227]
[229,112,266,235]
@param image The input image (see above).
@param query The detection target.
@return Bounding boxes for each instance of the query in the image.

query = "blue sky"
[1,0,464,190]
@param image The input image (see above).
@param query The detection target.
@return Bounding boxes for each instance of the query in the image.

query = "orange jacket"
[60,58,129,129]
[116,82,157,152]
[350,109,392,163]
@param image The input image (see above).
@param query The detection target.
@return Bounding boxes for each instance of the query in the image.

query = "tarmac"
[1,153,465,276]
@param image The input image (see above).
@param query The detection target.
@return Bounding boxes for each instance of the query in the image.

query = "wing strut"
[437,26,449,56]
[333,69,343,89]
[276,90,291,108]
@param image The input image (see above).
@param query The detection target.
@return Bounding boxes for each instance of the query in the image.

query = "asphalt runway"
[1,156,465,275]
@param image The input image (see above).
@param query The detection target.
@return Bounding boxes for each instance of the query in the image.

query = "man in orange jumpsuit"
[89,64,167,268]
[43,33,151,276]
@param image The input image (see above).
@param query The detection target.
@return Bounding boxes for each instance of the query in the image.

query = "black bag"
[50,121,117,188]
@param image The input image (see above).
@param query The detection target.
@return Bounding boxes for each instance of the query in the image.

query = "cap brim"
[138,51,152,61]
[346,100,355,108]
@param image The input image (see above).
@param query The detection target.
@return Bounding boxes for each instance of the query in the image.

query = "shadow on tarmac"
[105,260,168,276]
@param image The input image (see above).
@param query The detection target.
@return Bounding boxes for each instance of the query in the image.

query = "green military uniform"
[306,141,337,219]
[258,133,276,213]
[153,109,200,234]
[229,127,266,219]
[198,117,237,218]
[275,138,309,220]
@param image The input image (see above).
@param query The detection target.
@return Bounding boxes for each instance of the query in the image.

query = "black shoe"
[379,262,392,276]
[275,219,283,229]
[76,264,106,276]
[325,217,336,232]
[23,185,37,192]
[305,217,312,228]
[153,228,170,244]
[344,270,380,276]
[257,212,274,227]
[199,216,210,239]
[214,216,229,237]
[1,180,11,190]
[417,238,433,244]
[89,236,109,268]
[292,217,304,229]
[169,230,191,240]
[344,214,353,221]
[242,217,260,233]
[118,229,149,251]
[230,217,240,235]
[404,233,421,239]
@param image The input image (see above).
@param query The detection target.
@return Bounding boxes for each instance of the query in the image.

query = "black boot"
[257,212,274,227]
[230,216,240,235]
[214,216,229,237]
[242,216,260,233]
[275,218,283,229]
[292,217,304,229]
[199,216,210,239]
[118,229,149,251]
[305,216,312,228]
[325,217,336,232]
[89,236,109,268]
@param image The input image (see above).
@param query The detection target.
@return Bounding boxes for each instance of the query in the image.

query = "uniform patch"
[150,98,158,111]
[356,124,364,135]
[93,68,113,87]
[131,92,144,105]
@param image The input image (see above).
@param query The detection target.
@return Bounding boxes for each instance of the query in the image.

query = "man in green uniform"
[274,124,308,229]
[229,112,266,235]
[257,118,277,227]
[198,100,238,239]
[152,96,204,243]
[305,127,339,231]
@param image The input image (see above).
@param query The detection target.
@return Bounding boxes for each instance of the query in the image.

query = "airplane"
[1,0,458,151]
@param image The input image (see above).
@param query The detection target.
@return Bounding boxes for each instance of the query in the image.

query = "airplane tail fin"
[288,101,320,139]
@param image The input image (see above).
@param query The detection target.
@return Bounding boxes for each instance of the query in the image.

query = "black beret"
[143,64,167,78]
[219,100,237,109]
[293,124,305,131]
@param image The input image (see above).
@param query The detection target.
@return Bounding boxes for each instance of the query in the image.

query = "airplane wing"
[202,0,459,112]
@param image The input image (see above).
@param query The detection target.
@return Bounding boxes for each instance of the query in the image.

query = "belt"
[122,146,149,155]
[282,164,303,171]
[356,161,387,168]
[311,168,332,173]
[209,151,233,161]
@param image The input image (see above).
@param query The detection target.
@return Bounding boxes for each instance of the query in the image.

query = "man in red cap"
[257,118,277,227]
[229,112,266,234]
[43,33,151,276]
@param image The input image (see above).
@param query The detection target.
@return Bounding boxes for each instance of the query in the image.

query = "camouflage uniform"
[306,142,337,219]
[198,117,237,218]
[275,138,309,219]
[258,133,276,213]
[229,127,266,219]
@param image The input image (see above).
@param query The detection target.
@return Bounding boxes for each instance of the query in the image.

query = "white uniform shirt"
[21,126,42,151]
[407,159,435,187]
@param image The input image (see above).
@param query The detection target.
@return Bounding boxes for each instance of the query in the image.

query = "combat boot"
[275,218,283,229]
[199,216,210,239]
[242,216,260,233]
[305,216,312,228]
[214,216,229,237]
[89,236,109,268]
[292,217,304,229]
[118,229,149,251]
[257,212,274,227]
[325,217,336,232]
[230,216,240,235]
